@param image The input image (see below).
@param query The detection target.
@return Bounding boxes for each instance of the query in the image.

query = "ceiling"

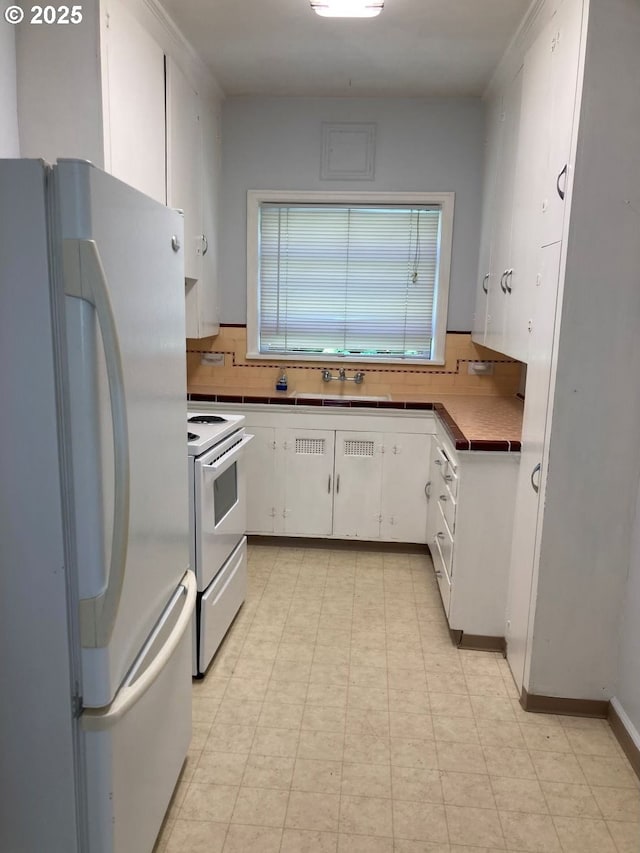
[160,0,530,98]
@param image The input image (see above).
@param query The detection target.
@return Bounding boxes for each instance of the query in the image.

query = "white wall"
[616,482,640,737]
[0,3,20,156]
[220,95,484,328]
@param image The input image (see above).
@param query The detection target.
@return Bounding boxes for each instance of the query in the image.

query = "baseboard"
[450,629,506,653]
[247,535,428,554]
[520,687,609,718]
[609,698,640,780]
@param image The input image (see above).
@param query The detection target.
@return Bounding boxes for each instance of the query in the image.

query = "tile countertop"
[189,389,524,453]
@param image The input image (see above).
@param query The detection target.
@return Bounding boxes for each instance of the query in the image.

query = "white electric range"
[187,412,253,676]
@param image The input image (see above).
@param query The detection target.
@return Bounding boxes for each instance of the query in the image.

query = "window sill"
[245,351,446,367]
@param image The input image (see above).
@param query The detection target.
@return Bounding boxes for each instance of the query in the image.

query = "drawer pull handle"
[434,459,443,466]
[436,531,446,539]
[439,494,448,502]
[505,269,513,293]
[444,474,453,482]
[556,164,568,200]
[531,462,541,494]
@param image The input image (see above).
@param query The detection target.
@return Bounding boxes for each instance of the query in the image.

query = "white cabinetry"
[283,429,335,536]
[473,0,584,365]
[167,58,203,282]
[16,0,221,338]
[167,58,221,337]
[333,432,382,540]
[492,0,640,706]
[426,421,519,644]
[102,0,166,204]
[242,410,431,543]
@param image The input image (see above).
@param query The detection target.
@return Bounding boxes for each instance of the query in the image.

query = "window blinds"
[258,204,442,359]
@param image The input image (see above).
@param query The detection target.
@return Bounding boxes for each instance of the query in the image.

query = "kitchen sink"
[289,392,391,402]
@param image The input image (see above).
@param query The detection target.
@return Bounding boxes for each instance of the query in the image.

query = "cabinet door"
[472,94,505,346]
[166,58,203,282]
[102,0,166,204]
[505,241,562,691]
[485,66,523,354]
[541,0,584,247]
[245,426,280,534]
[504,19,554,362]
[380,433,430,543]
[332,431,383,540]
[282,429,335,536]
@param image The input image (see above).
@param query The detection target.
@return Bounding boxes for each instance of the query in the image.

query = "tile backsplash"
[186,327,522,398]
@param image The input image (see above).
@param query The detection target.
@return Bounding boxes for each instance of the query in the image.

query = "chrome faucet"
[321,367,365,384]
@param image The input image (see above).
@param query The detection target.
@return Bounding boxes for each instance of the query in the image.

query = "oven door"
[194,431,254,589]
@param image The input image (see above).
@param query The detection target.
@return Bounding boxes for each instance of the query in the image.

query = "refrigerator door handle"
[63,238,130,649]
[81,570,196,732]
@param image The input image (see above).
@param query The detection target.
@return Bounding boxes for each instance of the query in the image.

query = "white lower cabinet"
[244,412,431,543]
[426,424,520,644]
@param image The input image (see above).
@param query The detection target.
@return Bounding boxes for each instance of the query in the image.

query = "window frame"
[246,189,455,366]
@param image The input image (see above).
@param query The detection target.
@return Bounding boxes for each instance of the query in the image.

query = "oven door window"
[214,462,238,525]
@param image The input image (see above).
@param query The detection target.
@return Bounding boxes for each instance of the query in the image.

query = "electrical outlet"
[467,361,494,375]
[200,352,225,366]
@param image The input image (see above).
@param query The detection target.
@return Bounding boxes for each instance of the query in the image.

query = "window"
[247,190,454,365]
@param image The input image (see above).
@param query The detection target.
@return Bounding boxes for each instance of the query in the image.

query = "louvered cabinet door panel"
[380,433,430,543]
[332,431,383,540]
[282,429,335,536]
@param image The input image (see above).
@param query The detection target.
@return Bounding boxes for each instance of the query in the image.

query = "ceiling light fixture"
[310,0,384,18]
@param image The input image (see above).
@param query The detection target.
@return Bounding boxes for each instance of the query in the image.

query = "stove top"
[188,415,227,424]
[187,411,246,457]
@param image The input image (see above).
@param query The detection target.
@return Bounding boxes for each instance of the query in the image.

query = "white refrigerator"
[0,159,196,853]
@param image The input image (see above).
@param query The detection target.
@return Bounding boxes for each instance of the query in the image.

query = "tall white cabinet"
[15,0,221,338]
[479,0,640,706]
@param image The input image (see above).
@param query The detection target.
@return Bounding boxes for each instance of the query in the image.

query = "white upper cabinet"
[484,66,523,357]
[475,0,583,364]
[472,94,505,346]
[166,58,204,283]
[16,0,222,339]
[540,0,584,246]
[102,0,166,204]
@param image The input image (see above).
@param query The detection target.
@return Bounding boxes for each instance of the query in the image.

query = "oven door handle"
[203,434,254,476]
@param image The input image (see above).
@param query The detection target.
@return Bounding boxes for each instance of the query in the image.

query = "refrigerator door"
[54,160,190,707]
[82,570,195,853]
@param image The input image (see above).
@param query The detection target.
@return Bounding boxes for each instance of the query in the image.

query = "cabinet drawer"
[436,487,456,534]
[431,519,453,615]
[434,444,458,498]
[197,537,247,675]
[441,463,458,499]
